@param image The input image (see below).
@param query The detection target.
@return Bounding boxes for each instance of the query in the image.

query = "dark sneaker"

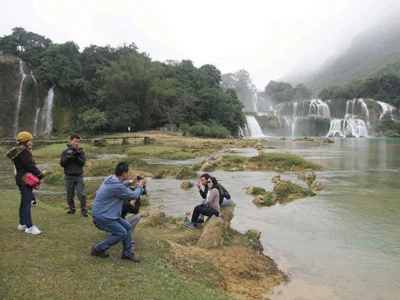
[31,200,37,206]
[66,209,76,214]
[183,221,197,228]
[91,246,109,258]
[120,253,140,263]
[81,209,88,217]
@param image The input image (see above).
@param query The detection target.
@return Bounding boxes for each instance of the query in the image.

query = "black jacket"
[121,198,141,219]
[60,144,86,176]
[7,144,44,186]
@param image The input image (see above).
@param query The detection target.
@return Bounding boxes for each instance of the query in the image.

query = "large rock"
[196,201,235,249]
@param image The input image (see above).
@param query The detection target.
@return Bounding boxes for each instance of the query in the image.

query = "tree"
[38,41,83,95]
[265,81,293,103]
[0,27,52,68]
[77,108,107,133]
[97,52,155,131]
[293,83,312,100]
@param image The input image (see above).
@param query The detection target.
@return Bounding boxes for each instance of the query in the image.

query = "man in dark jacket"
[60,134,87,216]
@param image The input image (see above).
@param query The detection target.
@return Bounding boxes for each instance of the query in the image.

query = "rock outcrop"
[196,201,235,249]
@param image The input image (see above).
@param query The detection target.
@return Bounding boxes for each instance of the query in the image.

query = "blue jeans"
[93,217,132,256]
[197,197,230,221]
[64,174,86,211]
[18,185,34,228]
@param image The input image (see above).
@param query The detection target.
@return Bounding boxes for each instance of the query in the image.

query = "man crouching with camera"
[91,162,147,262]
[60,134,88,216]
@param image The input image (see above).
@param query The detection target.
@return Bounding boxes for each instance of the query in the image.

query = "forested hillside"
[0,27,245,137]
[283,17,400,96]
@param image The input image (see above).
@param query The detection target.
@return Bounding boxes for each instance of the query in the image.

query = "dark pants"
[18,185,34,227]
[191,204,219,223]
[64,174,86,211]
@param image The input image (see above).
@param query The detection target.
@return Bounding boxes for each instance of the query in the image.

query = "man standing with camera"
[60,134,88,217]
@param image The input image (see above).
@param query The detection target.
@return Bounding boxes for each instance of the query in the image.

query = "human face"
[70,138,80,149]
[123,169,130,181]
[207,180,213,187]
[26,140,32,149]
[200,177,208,186]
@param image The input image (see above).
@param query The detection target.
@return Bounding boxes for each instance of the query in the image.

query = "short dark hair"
[115,162,129,176]
[70,134,81,140]
[200,173,211,180]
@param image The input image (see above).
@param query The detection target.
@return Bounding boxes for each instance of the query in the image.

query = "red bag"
[26,173,40,190]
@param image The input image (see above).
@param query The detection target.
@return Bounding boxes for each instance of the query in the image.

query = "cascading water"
[244,115,265,138]
[276,99,331,137]
[13,59,27,137]
[309,99,330,118]
[33,107,41,136]
[42,87,54,134]
[327,98,369,137]
[377,101,397,120]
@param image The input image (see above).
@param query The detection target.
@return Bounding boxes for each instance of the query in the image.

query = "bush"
[185,122,230,138]
[250,187,267,195]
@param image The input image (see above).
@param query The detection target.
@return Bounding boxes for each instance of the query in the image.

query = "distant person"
[196,173,231,223]
[6,131,45,234]
[91,162,147,262]
[60,134,88,216]
[184,176,221,228]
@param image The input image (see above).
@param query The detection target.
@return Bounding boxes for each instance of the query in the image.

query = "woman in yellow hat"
[6,131,45,234]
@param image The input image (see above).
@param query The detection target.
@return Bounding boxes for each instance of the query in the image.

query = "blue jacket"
[92,175,144,220]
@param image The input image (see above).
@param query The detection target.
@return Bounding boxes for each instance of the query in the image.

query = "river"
[144,137,400,300]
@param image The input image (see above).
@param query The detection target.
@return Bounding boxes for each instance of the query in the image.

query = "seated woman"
[184,176,221,228]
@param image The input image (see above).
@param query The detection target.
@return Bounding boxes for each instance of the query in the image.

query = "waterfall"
[33,107,41,136]
[245,115,265,138]
[13,59,27,137]
[42,87,54,134]
[377,101,396,120]
[309,99,330,118]
[327,98,369,138]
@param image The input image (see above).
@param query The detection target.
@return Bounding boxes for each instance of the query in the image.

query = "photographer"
[121,174,147,244]
[60,134,88,217]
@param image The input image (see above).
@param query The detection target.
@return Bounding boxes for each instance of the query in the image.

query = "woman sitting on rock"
[184,176,221,228]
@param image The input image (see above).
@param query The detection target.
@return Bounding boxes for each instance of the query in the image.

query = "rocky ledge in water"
[141,203,287,300]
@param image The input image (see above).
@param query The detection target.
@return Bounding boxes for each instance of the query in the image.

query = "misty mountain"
[282,17,400,95]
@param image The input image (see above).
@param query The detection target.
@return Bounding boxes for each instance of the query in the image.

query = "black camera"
[136,175,145,181]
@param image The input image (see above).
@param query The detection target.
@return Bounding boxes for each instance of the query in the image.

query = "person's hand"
[140,178,147,186]
[67,149,74,158]
[196,181,201,189]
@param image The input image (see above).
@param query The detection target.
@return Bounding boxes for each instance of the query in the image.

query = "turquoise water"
[230,138,400,300]
[142,137,400,299]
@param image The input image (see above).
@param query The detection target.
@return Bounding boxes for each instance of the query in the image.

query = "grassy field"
[0,190,236,300]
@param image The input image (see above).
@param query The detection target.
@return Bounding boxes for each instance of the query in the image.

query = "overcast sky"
[1,0,400,90]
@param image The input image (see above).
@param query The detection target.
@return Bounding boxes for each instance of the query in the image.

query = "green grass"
[0,189,236,300]
[127,146,195,160]
[249,153,323,171]
[33,143,92,158]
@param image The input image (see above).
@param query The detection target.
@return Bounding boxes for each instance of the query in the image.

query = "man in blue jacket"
[91,162,147,262]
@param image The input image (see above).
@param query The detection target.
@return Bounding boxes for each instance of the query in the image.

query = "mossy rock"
[248,153,323,171]
[175,166,198,179]
[180,180,193,189]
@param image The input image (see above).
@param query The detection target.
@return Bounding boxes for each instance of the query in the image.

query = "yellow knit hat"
[16,131,33,143]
